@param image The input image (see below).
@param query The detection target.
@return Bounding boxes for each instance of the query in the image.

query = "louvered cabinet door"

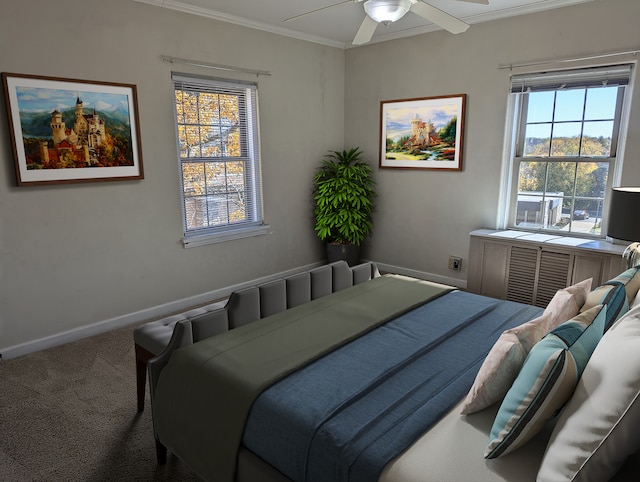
[535,251,571,307]
[506,246,538,305]
[506,248,571,308]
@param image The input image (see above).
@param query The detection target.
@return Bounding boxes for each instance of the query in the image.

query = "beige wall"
[345,0,640,283]
[2,0,639,357]
[0,0,345,355]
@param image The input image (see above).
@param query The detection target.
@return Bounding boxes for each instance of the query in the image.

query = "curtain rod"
[161,56,271,77]
[498,48,640,71]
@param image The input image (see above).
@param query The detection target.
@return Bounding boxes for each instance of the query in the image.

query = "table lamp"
[607,187,640,268]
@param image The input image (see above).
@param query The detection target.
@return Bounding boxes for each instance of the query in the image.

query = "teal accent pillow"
[581,268,640,331]
[610,266,640,306]
[485,304,607,459]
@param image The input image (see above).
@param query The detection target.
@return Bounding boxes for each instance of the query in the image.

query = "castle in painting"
[39,96,108,168]
[410,113,439,148]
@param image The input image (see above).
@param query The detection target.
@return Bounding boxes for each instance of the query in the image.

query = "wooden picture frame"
[379,94,466,171]
[2,72,144,186]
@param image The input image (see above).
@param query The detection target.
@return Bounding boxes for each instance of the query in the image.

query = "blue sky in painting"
[15,86,129,114]
[385,98,461,142]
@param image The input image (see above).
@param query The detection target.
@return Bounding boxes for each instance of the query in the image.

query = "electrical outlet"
[448,256,462,271]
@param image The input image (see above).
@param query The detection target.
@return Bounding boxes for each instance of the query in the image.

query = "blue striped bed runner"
[242,290,543,482]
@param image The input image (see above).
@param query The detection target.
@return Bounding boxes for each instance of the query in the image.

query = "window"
[172,73,267,247]
[502,64,632,237]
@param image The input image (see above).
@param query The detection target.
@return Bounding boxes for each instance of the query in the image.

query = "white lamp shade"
[364,0,411,24]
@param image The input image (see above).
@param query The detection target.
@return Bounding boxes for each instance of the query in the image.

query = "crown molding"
[133,0,597,49]
[132,0,347,48]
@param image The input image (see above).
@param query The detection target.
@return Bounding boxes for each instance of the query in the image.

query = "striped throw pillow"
[580,267,640,331]
[485,304,606,459]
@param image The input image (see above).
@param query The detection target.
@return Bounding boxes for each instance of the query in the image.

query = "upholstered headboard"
[147,261,380,399]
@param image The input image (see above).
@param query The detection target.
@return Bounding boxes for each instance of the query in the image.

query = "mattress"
[236,399,552,482]
[238,399,640,482]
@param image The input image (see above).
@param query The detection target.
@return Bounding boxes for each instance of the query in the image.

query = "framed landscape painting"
[379,94,466,171]
[2,73,144,186]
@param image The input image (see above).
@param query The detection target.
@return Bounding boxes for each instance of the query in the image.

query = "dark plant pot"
[327,243,360,267]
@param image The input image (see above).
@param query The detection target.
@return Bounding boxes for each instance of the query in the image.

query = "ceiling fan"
[285,0,488,45]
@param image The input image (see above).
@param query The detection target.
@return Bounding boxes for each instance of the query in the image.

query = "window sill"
[182,224,271,248]
[506,225,604,241]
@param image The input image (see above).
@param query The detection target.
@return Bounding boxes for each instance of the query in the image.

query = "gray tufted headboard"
[146,261,380,401]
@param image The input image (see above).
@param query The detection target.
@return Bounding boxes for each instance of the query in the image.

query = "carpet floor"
[0,324,199,481]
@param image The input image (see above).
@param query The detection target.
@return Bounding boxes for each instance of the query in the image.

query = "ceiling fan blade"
[284,0,353,22]
[456,0,489,4]
[353,15,378,45]
[410,1,470,34]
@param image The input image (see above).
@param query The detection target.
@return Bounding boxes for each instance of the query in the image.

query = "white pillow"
[459,314,549,415]
[460,278,592,415]
[537,302,640,481]
[544,278,593,332]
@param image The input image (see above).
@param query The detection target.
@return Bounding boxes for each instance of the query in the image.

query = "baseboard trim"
[1,260,466,360]
[0,261,323,361]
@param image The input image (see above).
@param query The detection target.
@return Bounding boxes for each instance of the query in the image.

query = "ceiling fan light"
[364,0,411,24]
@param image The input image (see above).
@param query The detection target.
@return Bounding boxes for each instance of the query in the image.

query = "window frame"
[172,73,269,248]
[499,64,633,238]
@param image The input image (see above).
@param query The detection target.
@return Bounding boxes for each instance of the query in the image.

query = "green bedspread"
[152,274,453,481]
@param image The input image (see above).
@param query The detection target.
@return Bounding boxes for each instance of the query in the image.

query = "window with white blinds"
[502,64,633,237]
[172,73,267,247]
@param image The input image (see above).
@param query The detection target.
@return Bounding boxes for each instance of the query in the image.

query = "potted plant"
[313,147,376,266]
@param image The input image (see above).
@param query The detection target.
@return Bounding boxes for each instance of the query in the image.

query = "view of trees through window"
[514,85,621,236]
[175,86,249,232]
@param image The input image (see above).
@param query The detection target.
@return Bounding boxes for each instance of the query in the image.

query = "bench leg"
[135,344,154,412]
[156,439,167,465]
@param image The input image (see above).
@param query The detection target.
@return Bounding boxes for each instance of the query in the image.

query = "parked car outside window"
[573,210,589,220]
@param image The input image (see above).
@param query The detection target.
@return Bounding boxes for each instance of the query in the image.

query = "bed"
[150,270,640,481]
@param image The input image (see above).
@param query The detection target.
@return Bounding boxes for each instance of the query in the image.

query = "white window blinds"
[172,73,266,246]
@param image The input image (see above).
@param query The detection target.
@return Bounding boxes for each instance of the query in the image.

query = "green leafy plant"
[313,147,376,246]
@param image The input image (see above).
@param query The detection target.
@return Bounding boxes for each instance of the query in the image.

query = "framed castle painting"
[2,73,144,186]
[379,94,466,171]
